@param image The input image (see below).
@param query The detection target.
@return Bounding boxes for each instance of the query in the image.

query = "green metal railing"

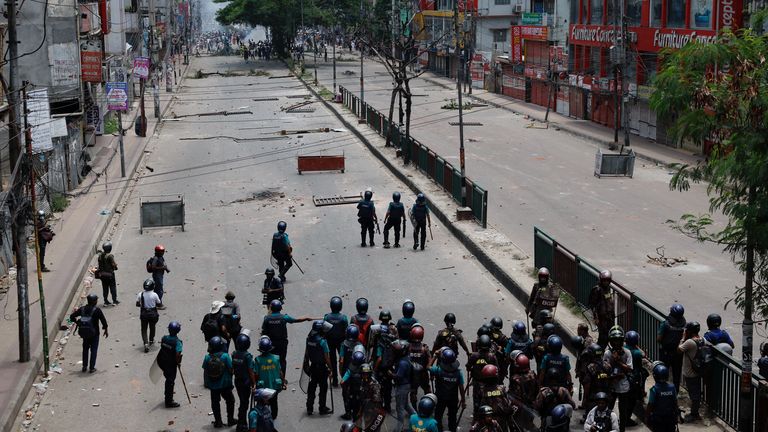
[533,226,763,431]
[339,86,488,227]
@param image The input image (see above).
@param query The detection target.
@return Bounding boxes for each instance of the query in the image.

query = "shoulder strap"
[141,292,146,308]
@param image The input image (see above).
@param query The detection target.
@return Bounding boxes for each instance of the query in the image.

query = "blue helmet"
[417,395,436,417]
[550,404,571,426]
[330,296,343,313]
[277,221,287,232]
[416,193,426,203]
[392,192,401,202]
[440,348,457,364]
[402,301,415,318]
[235,334,251,351]
[547,335,563,355]
[670,303,685,318]
[512,320,527,336]
[312,320,325,332]
[653,363,669,381]
[346,324,360,340]
[364,190,373,200]
[168,321,181,335]
[625,330,639,347]
[270,299,283,312]
[351,350,366,365]
[258,336,273,353]
[208,336,224,353]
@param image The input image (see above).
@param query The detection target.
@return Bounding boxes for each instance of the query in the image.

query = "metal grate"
[449,122,483,126]
[312,194,361,207]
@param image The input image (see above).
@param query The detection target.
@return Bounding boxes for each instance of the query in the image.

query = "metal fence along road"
[340,86,488,228]
[534,226,764,431]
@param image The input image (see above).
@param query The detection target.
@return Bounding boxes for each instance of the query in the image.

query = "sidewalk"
[0,64,187,431]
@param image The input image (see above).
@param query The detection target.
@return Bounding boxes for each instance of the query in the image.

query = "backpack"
[146,257,154,273]
[690,339,714,378]
[77,307,97,339]
[221,305,242,335]
[271,233,288,256]
[207,353,226,380]
[202,313,220,340]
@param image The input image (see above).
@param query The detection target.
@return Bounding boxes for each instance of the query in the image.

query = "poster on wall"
[133,57,150,79]
[49,43,80,87]
[27,89,54,154]
[81,39,103,82]
[691,0,712,28]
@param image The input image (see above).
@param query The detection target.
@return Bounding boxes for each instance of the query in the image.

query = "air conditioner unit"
[513,4,523,13]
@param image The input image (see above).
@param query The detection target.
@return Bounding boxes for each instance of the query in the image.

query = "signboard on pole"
[106,82,129,111]
[27,89,54,154]
[511,26,522,63]
[81,39,103,83]
[133,56,150,79]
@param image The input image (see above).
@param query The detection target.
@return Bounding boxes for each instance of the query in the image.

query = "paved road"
[312,50,753,355]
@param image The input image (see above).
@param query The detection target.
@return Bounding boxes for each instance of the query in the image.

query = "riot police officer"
[534,369,577,428]
[411,193,431,251]
[489,317,509,381]
[539,335,573,392]
[470,405,503,432]
[505,321,533,373]
[432,313,471,359]
[656,303,686,392]
[351,298,374,347]
[358,363,383,425]
[588,270,616,347]
[545,404,573,432]
[304,320,333,416]
[396,300,419,340]
[475,365,513,430]
[408,324,431,407]
[260,299,314,374]
[409,394,439,431]
[357,190,378,247]
[581,343,611,422]
[526,267,561,327]
[271,221,293,282]
[157,321,182,408]
[467,335,498,413]
[429,348,466,432]
[341,350,366,420]
[645,363,678,432]
[261,267,284,307]
[340,325,363,380]
[371,323,396,412]
[392,340,415,431]
[232,334,256,431]
[324,296,349,386]
[532,322,556,371]
[383,192,406,248]
[508,352,537,428]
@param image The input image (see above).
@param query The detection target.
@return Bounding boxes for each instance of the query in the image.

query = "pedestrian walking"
[410,193,431,251]
[157,321,183,408]
[382,192,406,248]
[203,336,237,428]
[357,189,377,247]
[656,303,686,392]
[96,241,119,305]
[587,270,615,347]
[254,336,285,419]
[232,334,257,431]
[137,278,162,352]
[324,296,349,386]
[270,221,293,282]
[70,294,109,373]
[645,363,678,432]
[678,321,703,423]
[202,300,225,342]
[146,244,170,306]
[304,320,333,416]
[36,210,54,272]
[261,299,314,374]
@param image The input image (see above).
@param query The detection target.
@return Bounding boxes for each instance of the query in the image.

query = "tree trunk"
[739,185,756,432]
[386,85,398,147]
[404,78,413,165]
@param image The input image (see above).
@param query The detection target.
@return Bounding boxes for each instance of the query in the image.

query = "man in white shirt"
[603,327,634,431]
[137,278,162,352]
[584,392,619,432]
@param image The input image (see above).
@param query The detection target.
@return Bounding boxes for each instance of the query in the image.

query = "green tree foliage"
[650,30,768,321]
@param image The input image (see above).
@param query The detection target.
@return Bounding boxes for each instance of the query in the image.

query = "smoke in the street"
[200,0,225,32]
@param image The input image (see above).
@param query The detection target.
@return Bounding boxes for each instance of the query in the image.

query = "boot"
[165,401,180,408]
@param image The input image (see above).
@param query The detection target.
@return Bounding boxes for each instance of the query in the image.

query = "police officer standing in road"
[351,298,374,347]
[393,340,416,431]
[433,313,471,360]
[324,296,349,386]
[396,300,419,340]
[371,323,396,412]
[505,321,533,365]
[656,303,686,392]
[526,267,561,327]
[411,193,431,251]
[428,348,466,432]
[203,336,237,428]
[539,335,573,392]
[383,192,406,248]
[580,343,611,423]
[645,363,678,432]
[36,210,54,272]
[408,324,431,407]
[70,294,109,373]
[232,334,256,431]
[96,241,119,305]
[146,244,170,305]
[254,336,285,419]
[588,270,615,347]
[271,221,293,282]
[261,299,314,374]
[157,321,182,408]
[261,268,284,308]
[467,335,498,413]
[357,190,378,247]
[488,317,509,381]
[304,320,334,416]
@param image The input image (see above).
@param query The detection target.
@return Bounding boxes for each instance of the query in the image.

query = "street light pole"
[359,0,365,117]
[453,0,466,207]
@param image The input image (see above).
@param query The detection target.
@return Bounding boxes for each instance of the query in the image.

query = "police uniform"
[408,341,431,406]
[411,202,429,249]
[476,383,513,430]
[357,198,377,246]
[231,348,256,427]
[467,350,497,412]
[409,413,439,432]
[657,315,686,391]
[305,331,331,413]
[158,334,183,406]
[373,331,396,411]
[527,282,561,326]
[270,231,292,281]
[351,313,374,347]
[647,381,678,432]
[254,353,282,419]
[509,368,538,406]
[261,312,300,374]
[433,327,470,356]
[262,276,284,306]
[324,311,349,385]
[587,285,615,347]
[540,353,572,389]
[582,360,612,417]
[383,201,406,247]
[396,316,419,340]
[489,329,509,380]
[430,363,465,432]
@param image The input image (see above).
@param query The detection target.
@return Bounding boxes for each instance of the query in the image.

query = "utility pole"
[165,5,172,92]
[392,0,397,58]
[118,111,126,177]
[7,0,31,363]
[332,24,337,95]
[359,0,365,119]
[611,0,619,148]
[453,0,466,207]
[620,9,631,152]
[22,83,49,375]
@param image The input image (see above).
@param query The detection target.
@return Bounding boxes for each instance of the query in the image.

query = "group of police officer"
[356,190,432,251]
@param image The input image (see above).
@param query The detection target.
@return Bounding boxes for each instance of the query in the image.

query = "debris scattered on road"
[91,403,99,407]
[279,128,330,135]
[179,135,289,142]
[437,266,456,270]
[172,109,252,119]
[647,246,688,267]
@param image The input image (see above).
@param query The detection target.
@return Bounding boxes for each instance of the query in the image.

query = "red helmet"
[481,364,499,379]
[538,267,550,279]
[409,324,425,342]
[515,354,531,371]
[599,270,612,281]
[155,244,166,253]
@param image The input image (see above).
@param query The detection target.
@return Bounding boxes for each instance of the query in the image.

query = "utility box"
[140,195,185,234]
[594,149,635,178]
[297,154,345,174]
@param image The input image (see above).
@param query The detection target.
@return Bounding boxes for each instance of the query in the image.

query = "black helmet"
[587,343,604,358]
[392,192,401,202]
[594,391,610,401]
[168,321,181,335]
[547,335,563,355]
[277,221,287,232]
[86,294,98,304]
[402,300,415,318]
[265,267,275,276]
[270,299,283,312]
[542,323,556,337]
[685,321,701,334]
[379,309,392,321]
[235,334,251,351]
[330,296,343,313]
[143,278,155,290]
[258,336,273,353]
[102,241,112,253]
[356,298,369,314]
[538,267,550,281]
[608,326,625,341]
[479,405,494,418]
[490,316,503,330]
[477,334,492,350]
[512,320,527,336]
[416,193,426,203]
[340,423,356,432]
[706,313,721,330]
[545,368,563,386]
[208,336,224,353]
[444,312,456,326]
[550,404,572,427]
[351,351,365,365]
[417,395,436,417]
[346,325,360,340]
[571,335,585,352]
[312,320,325,333]
[364,190,373,200]
[598,270,612,282]
[537,309,554,323]
[670,303,685,318]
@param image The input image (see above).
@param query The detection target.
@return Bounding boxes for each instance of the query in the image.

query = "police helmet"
[330,296,343,313]
[594,391,610,401]
[346,324,360,340]
[670,303,685,318]
[379,309,392,321]
[547,335,563,355]
[512,320,527,336]
[625,330,640,347]
[538,267,550,280]
[351,350,366,365]
[168,321,181,335]
[571,335,585,352]
[652,363,670,381]
[416,193,426,203]
[409,324,425,342]
[102,241,112,253]
[402,300,415,318]
[270,299,283,312]
[235,334,251,351]
[258,336,273,353]
[477,323,492,337]
[550,404,572,426]
[364,190,373,201]
[587,343,604,358]
[340,423,356,432]
[538,309,554,323]
[608,326,625,341]
[685,321,701,334]
[155,244,166,253]
[440,348,457,364]
[515,353,531,371]
[392,339,408,355]
[86,294,98,304]
[225,291,236,300]
[277,221,287,232]
[417,395,436,417]
[598,270,612,282]
[545,367,563,386]
[477,334,492,350]
[356,298,369,314]
[479,405,494,418]
[706,313,722,330]
[481,364,499,379]
[444,312,456,326]
[490,316,503,330]
[392,192,401,202]
[312,320,325,333]
[143,278,155,291]
[265,267,275,276]
[208,336,224,353]
[542,323,556,337]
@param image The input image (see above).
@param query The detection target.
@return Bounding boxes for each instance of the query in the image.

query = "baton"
[456,375,473,424]
[428,224,433,241]
[402,219,406,236]
[291,257,305,274]
[178,364,192,404]
[328,374,335,413]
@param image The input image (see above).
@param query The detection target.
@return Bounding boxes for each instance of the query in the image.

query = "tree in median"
[650,29,768,431]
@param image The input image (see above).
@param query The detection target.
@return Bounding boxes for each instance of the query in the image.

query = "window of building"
[591,46,602,75]
[650,0,662,26]
[493,29,508,42]
[627,0,642,25]
[582,0,589,23]
[570,0,579,22]
[640,53,657,85]
[690,0,713,28]
[607,0,616,24]
[495,0,511,5]
[667,0,686,28]
[590,0,604,24]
